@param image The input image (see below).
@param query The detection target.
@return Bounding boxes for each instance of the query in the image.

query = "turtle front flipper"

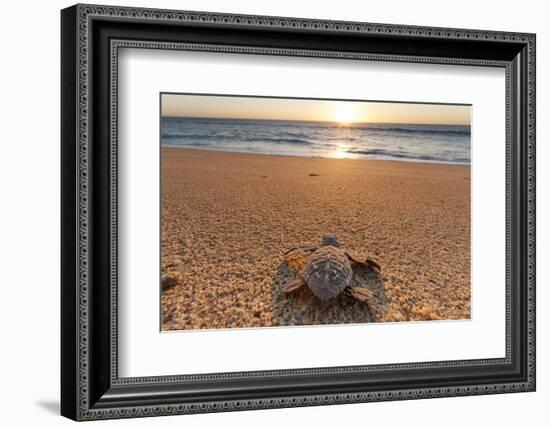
[345,252,381,274]
[364,258,381,273]
[346,286,374,303]
[281,278,305,293]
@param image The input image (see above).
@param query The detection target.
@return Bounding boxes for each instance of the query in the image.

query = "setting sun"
[330,103,362,125]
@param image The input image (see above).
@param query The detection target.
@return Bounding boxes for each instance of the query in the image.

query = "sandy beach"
[161,147,471,331]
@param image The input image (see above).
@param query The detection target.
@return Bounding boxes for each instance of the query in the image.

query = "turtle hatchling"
[282,234,381,305]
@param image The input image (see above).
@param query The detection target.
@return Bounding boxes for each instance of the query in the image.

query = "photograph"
[160,93,472,331]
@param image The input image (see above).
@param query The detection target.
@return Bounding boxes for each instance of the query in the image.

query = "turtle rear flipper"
[346,286,374,303]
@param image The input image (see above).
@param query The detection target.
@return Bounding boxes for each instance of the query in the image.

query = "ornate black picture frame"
[61,4,535,421]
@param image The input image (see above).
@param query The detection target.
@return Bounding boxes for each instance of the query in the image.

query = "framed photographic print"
[61,4,536,421]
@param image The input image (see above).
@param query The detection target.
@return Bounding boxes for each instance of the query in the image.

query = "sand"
[161,147,471,331]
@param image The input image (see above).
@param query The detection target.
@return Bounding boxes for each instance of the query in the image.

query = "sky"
[161,93,471,126]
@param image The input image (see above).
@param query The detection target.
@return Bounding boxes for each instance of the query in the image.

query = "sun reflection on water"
[330,145,351,159]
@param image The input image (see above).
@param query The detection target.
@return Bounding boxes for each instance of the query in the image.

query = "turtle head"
[320,234,340,247]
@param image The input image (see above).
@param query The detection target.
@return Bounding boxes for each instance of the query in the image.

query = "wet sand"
[161,147,470,331]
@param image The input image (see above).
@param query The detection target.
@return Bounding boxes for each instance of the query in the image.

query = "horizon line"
[160,115,471,127]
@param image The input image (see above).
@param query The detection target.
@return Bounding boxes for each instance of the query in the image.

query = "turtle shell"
[303,245,353,301]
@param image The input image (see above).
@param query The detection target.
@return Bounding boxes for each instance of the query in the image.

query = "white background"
[0,0,547,425]
[119,49,505,377]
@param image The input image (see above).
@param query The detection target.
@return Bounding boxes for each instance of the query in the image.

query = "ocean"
[161,117,471,164]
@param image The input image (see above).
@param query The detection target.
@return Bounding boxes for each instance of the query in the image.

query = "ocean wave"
[163,134,318,146]
[356,126,470,136]
[163,133,213,140]
[242,136,315,145]
[347,149,470,163]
